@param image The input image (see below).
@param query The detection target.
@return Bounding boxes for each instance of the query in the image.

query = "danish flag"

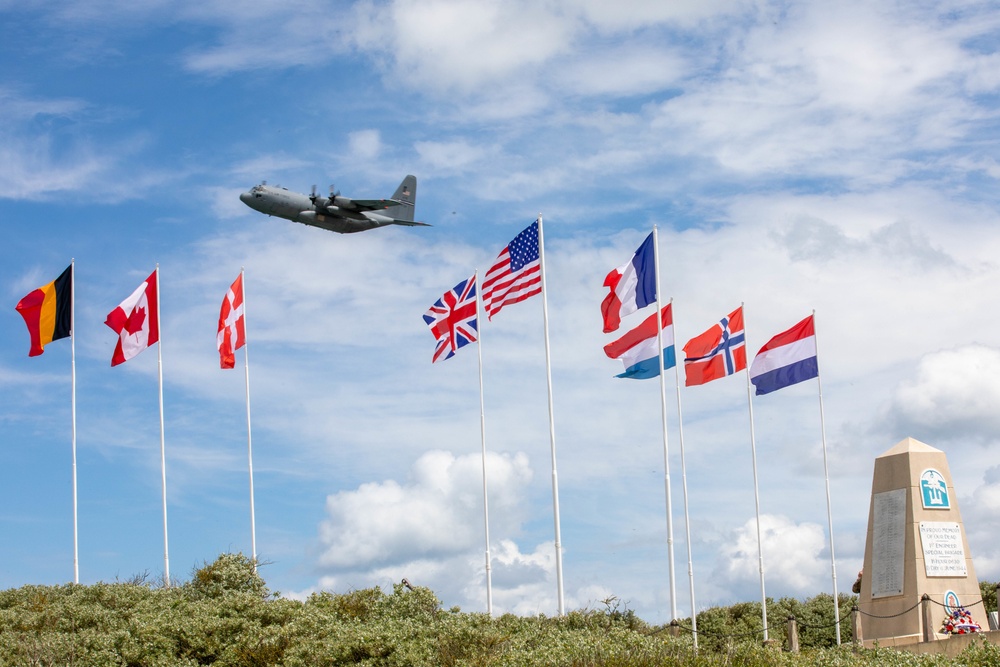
[218,273,246,369]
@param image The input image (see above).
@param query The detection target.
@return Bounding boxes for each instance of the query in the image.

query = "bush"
[0,561,994,666]
[187,552,268,601]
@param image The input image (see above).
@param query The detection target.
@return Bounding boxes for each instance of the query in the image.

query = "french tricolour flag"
[601,232,656,333]
[749,314,819,396]
[604,304,675,380]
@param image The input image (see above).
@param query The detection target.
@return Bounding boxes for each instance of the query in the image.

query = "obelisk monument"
[858,437,982,645]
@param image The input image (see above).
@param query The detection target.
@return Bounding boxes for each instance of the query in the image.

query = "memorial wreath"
[941,606,981,634]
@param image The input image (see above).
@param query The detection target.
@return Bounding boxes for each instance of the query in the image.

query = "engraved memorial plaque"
[920,522,967,577]
[872,488,906,598]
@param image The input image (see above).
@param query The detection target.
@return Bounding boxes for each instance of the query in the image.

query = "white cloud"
[718,515,828,594]
[354,0,575,94]
[884,345,1000,443]
[317,450,532,569]
[348,130,382,161]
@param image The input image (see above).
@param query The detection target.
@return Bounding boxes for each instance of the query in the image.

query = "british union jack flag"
[423,274,479,363]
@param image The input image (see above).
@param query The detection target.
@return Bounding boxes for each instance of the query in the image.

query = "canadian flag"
[105,269,159,366]
[217,273,246,369]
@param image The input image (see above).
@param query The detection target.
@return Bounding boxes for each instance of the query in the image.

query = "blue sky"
[2,0,1000,625]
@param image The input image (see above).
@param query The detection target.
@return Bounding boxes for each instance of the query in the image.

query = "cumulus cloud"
[311,450,612,615]
[883,345,1000,443]
[774,218,956,269]
[317,450,532,569]
[717,515,828,595]
[348,130,382,161]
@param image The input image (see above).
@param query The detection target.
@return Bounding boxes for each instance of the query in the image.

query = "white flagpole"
[474,270,493,615]
[537,214,565,615]
[741,303,767,640]
[242,268,257,566]
[70,259,79,584]
[671,298,698,648]
[813,310,841,644]
[652,227,677,620]
[156,264,170,586]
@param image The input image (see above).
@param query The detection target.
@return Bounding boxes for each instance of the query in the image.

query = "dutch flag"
[749,315,819,396]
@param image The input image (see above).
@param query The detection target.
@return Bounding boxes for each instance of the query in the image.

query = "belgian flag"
[16,264,72,357]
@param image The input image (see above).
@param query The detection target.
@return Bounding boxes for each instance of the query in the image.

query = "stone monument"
[858,437,983,645]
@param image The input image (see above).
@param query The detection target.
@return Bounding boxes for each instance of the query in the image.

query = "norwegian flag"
[683,305,746,386]
[423,274,479,363]
[217,272,246,369]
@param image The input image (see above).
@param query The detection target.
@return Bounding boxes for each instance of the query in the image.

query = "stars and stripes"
[424,274,479,363]
[482,221,542,320]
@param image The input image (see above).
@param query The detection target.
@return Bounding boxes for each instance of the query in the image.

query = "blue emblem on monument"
[920,469,950,509]
[944,590,960,615]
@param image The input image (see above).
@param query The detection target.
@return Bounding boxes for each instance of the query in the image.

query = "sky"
[1,0,999,626]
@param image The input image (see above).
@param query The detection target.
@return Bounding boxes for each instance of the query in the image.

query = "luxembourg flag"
[749,314,818,395]
[601,232,656,333]
[603,304,675,379]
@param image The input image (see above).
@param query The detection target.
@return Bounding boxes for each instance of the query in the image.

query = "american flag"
[482,220,542,320]
[423,274,479,363]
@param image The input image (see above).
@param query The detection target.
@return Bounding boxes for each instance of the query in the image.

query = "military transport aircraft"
[239,175,429,234]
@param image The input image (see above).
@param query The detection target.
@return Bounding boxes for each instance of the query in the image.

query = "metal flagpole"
[475,270,493,615]
[741,303,768,640]
[651,227,677,620]
[71,259,79,584]
[537,214,565,615]
[242,268,257,566]
[671,298,698,648]
[813,310,841,644]
[156,264,170,586]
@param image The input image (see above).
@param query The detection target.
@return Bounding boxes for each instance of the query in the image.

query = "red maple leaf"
[125,306,146,335]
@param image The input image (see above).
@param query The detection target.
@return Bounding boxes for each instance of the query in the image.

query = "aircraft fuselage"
[238,175,427,234]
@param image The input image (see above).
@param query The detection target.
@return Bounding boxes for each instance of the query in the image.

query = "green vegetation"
[0,553,997,666]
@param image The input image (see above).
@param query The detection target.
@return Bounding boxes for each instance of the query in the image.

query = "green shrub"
[187,552,268,600]
[0,562,994,666]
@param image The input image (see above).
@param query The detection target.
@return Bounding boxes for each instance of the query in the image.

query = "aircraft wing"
[349,198,414,212]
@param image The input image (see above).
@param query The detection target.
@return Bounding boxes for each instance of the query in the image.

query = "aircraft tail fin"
[385,175,417,222]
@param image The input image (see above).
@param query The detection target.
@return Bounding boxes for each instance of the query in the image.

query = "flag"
[15,264,72,357]
[217,273,246,369]
[601,232,656,333]
[603,304,675,379]
[423,274,478,363]
[105,269,159,366]
[749,315,818,395]
[482,221,541,320]
[683,306,746,386]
